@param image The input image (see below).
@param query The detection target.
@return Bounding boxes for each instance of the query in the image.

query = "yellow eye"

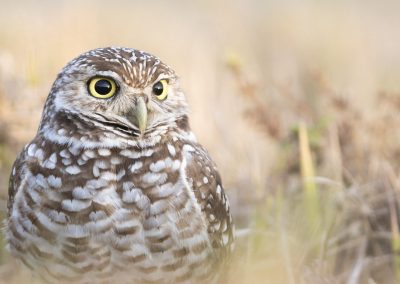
[152,79,169,101]
[88,77,118,99]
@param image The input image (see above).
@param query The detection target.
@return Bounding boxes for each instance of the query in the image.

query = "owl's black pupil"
[153,82,163,96]
[95,80,112,95]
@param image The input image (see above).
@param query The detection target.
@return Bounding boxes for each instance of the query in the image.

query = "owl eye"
[152,79,169,101]
[88,77,118,99]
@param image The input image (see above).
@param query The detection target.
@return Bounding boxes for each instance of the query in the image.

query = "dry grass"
[1,0,400,283]
[225,59,400,283]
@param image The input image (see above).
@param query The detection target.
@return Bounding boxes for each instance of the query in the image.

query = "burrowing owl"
[6,47,234,283]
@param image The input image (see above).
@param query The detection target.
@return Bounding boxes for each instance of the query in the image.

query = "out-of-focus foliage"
[1,0,400,283]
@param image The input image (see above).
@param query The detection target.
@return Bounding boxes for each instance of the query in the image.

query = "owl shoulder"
[181,141,234,253]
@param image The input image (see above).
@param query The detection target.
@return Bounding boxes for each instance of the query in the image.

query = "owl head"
[39,47,189,145]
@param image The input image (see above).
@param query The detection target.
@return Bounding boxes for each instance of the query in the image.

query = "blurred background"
[1,0,400,283]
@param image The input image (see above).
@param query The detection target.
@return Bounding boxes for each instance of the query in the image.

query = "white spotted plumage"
[6,47,234,284]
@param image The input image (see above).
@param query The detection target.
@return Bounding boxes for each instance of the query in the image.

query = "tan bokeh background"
[1,0,400,283]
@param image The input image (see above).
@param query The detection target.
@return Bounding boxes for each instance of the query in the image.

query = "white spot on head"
[203,177,209,184]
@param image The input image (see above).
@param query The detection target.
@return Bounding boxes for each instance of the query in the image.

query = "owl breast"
[8,138,215,284]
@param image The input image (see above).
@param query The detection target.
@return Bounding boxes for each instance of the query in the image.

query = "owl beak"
[130,96,148,135]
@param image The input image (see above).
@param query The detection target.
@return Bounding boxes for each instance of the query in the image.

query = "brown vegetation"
[1,1,400,283]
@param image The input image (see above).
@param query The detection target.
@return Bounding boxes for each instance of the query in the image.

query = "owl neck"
[40,112,195,149]
[175,115,190,132]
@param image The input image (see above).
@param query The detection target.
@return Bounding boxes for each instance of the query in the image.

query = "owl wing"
[7,150,26,218]
[183,142,234,258]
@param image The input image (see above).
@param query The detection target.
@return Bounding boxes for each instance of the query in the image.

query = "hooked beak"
[128,96,148,135]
